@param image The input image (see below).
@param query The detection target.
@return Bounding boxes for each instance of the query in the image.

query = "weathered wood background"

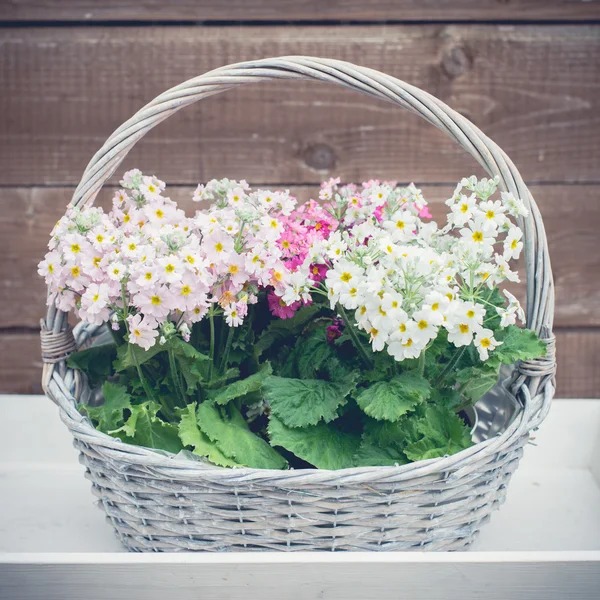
[1,1,599,396]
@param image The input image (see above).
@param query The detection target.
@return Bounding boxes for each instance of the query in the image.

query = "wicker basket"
[40,56,556,552]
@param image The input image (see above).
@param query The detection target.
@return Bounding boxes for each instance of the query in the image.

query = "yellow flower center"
[93,293,99,302]
[511,239,518,249]
[396,220,405,229]
[71,266,80,277]
[472,231,483,242]
[93,257,101,267]
[71,243,81,254]
[145,272,152,280]
[165,264,175,273]
[215,242,224,253]
[181,285,191,296]
[466,310,475,318]
[418,320,428,330]
[151,295,162,306]
[480,338,491,348]
[340,272,352,283]
[431,302,439,311]
[133,329,141,337]
[459,323,470,334]
[229,265,239,274]
[155,209,164,219]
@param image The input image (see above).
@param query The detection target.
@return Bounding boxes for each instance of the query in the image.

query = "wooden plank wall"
[1,2,599,396]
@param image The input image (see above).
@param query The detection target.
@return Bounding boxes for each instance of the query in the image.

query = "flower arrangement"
[39,170,546,470]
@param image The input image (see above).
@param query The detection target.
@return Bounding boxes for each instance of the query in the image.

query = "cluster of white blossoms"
[39,170,311,349]
[319,176,528,361]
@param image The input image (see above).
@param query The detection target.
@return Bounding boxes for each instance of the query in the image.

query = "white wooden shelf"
[1,395,599,599]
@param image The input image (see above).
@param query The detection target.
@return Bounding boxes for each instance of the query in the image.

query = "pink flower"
[127,314,159,350]
[308,263,328,282]
[418,205,432,219]
[267,291,300,319]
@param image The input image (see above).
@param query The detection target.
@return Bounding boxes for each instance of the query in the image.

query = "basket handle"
[44,56,556,415]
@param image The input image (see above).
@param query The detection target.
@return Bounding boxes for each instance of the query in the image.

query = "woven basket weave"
[41,56,556,552]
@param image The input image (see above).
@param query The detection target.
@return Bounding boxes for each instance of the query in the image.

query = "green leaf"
[196,402,287,469]
[354,371,431,422]
[262,375,355,428]
[295,330,337,379]
[67,343,117,387]
[178,402,238,467]
[169,338,211,394]
[254,304,322,358]
[212,363,273,405]
[491,326,546,365]
[84,381,132,432]
[456,364,500,402]
[268,416,360,470]
[354,418,419,467]
[114,342,164,372]
[119,402,184,454]
[404,406,473,462]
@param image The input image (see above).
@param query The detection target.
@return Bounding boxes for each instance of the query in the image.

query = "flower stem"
[120,282,171,419]
[168,347,186,408]
[435,346,467,387]
[336,304,373,369]
[219,325,235,375]
[417,349,426,377]
[208,311,215,381]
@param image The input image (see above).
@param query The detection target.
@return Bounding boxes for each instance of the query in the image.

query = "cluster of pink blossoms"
[38,171,329,349]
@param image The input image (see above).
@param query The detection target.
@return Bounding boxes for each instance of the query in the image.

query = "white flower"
[501,191,528,218]
[479,200,507,232]
[474,328,502,361]
[450,193,478,226]
[503,226,524,260]
[224,305,244,327]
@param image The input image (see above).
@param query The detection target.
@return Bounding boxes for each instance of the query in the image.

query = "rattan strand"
[40,57,556,552]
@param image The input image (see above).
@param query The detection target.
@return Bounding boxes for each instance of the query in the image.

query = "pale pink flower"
[127,314,159,350]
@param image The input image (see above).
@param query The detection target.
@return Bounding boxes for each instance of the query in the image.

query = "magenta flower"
[309,263,328,283]
[267,291,301,319]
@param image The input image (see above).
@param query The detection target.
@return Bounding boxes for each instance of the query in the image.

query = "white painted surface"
[0,396,599,599]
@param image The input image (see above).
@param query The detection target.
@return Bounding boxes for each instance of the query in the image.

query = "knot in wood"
[303,143,337,172]
[441,45,472,80]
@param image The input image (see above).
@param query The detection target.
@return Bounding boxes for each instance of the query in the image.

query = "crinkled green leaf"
[196,402,287,469]
[178,402,238,467]
[455,364,500,402]
[262,375,355,428]
[354,418,418,467]
[404,406,473,462]
[211,363,273,405]
[119,402,184,454]
[254,304,321,358]
[67,343,117,387]
[295,330,337,379]
[84,381,131,432]
[355,371,431,422]
[268,416,360,470]
[169,338,211,394]
[491,326,546,366]
[114,342,164,372]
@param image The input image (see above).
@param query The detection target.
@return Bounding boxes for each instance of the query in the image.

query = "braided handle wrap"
[45,56,555,423]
